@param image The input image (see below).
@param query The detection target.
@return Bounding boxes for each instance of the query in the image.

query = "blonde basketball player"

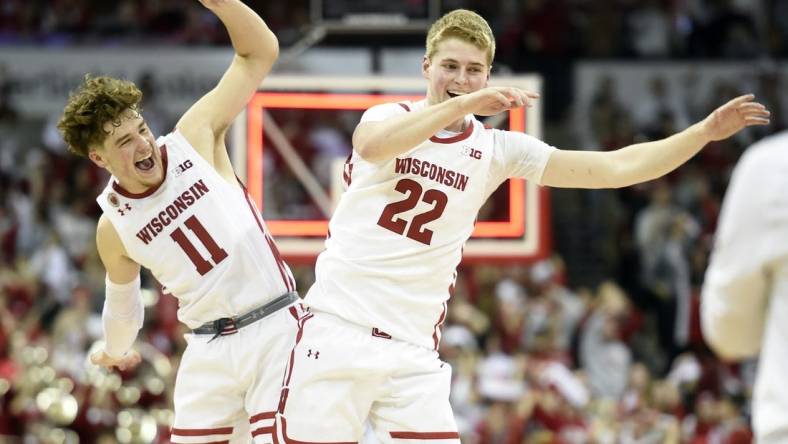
[275,8,770,443]
[58,1,303,443]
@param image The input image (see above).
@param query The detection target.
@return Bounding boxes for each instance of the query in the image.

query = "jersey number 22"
[377,178,448,245]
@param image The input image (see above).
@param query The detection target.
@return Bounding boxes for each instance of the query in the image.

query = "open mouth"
[447,91,467,99]
[135,154,154,172]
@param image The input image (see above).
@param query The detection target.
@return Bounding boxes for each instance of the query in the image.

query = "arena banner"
[0,47,374,117]
[0,48,234,116]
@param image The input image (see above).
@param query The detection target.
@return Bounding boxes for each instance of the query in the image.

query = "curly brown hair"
[426,9,495,66]
[58,75,143,157]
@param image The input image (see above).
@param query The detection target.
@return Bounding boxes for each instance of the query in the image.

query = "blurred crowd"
[2,0,788,59]
[0,0,310,47]
[1,0,787,443]
[0,80,179,441]
[440,260,756,443]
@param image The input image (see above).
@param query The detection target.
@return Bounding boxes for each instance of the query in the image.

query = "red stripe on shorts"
[281,312,314,389]
[389,431,460,439]
[183,441,228,444]
[432,302,447,350]
[252,426,274,437]
[171,427,233,436]
[179,441,228,444]
[280,417,357,444]
[250,410,275,441]
[278,315,356,444]
[249,411,276,424]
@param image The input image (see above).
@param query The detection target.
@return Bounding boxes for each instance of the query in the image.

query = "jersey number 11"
[170,215,228,275]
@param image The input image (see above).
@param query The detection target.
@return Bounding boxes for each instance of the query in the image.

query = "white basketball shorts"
[276,309,460,443]
[170,303,308,444]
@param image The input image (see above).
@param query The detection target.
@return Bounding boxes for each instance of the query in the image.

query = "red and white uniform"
[305,100,554,348]
[97,130,299,444]
[97,130,295,327]
[279,100,554,442]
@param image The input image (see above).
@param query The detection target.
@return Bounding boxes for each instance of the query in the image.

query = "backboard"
[233,75,550,262]
[310,0,441,33]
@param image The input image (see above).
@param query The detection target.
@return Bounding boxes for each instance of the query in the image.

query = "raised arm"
[354,87,537,163]
[541,94,770,189]
[176,0,279,179]
[90,215,144,371]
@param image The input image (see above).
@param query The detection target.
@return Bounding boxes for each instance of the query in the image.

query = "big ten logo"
[461,146,482,160]
[172,160,194,177]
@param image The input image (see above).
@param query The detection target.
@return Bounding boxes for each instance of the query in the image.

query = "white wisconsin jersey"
[97,131,295,328]
[305,100,555,349]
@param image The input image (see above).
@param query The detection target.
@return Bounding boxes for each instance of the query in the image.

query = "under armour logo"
[117,203,132,216]
[307,349,320,359]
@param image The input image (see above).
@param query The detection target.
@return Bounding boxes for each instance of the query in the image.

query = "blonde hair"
[425,9,495,66]
[58,75,143,157]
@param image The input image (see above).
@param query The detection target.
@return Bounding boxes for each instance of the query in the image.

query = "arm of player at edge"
[176,0,279,181]
[701,142,776,360]
[90,215,144,371]
[541,94,771,189]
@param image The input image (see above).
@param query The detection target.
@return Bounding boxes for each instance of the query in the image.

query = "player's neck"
[117,179,152,195]
[444,119,466,133]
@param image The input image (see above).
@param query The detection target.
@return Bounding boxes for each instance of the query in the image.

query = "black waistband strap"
[192,292,299,339]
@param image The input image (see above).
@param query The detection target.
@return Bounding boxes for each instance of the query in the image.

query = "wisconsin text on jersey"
[135,179,210,244]
[394,157,469,191]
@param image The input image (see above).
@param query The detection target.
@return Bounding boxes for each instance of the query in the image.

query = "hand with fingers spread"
[460,86,540,117]
[90,348,142,372]
[700,94,771,142]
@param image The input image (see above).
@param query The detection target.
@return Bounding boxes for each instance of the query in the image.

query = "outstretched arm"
[90,215,143,371]
[541,94,770,189]
[177,0,279,179]
[354,87,538,163]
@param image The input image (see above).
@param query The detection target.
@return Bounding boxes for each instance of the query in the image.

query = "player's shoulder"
[744,131,788,156]
[485,125,530,145]
[97,214,117,234]
[96,214,122,249]
[367,100,415,113]
[156,129,187,151]
[156,129,202,164]
[394,99,431,113]
[96,214,135,264]
[737,131,788,171]
[97,213,110,228]
[360,100,416,124]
